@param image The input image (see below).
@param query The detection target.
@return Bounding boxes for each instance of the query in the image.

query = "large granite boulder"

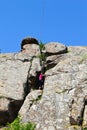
[43,42,67,55]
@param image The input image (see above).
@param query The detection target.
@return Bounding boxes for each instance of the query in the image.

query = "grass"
[4,116,36,130]
[37,53,47,62]
[39,41,45,53]
[38,41,47,63]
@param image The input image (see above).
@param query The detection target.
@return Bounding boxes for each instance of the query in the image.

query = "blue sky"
[0,0,87,53]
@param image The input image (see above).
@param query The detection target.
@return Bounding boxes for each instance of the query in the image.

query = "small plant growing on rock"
[4,116,36,130]
[38,41,47,66]
[38,53,47,62]
[39,41,45,53]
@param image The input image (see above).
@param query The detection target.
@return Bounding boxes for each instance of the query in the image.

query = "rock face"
[0,38,41,125]
[0,37,87,130]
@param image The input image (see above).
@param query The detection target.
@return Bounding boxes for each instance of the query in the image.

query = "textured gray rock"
[0,38,87,130]
[0,52,31,125]
[29,57,41,77]
[0,38,41,126]
[21,37,40,56]
[19,90,42,118]
[44,42,67,55]
[19,46,87,130]
[0,53,31,100]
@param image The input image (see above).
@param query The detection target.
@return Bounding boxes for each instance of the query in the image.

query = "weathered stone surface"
[19,46,87,130]
[0,53,31,125]
[44,42,67,55]
[0,53,31,100]
[29,57,41,77]
[0,38,87,130]
[19,90,42,118]
[0,43,41,125]
[22,44,40,56]
[21,37,40,56]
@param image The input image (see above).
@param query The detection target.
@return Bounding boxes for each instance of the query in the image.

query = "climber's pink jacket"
[39,74,44,80]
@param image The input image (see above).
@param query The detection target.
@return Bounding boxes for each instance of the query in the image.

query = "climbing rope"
[40,0,46,38]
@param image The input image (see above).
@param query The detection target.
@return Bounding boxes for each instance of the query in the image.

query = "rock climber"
[39,72,45,90]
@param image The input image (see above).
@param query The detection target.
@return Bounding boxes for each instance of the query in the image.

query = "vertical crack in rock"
[23,58,33,99]
[26,57,42,92]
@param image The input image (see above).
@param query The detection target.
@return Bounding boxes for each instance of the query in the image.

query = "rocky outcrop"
[0,37,87,130]
[0,38,41,126]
